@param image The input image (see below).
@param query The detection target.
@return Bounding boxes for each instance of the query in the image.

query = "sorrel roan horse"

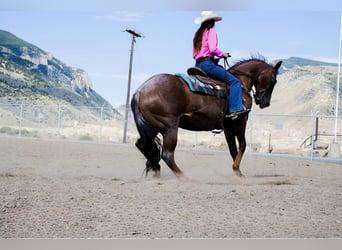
[131,57,282,178]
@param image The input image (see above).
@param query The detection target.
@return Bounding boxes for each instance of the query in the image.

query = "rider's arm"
[207,28,227,58]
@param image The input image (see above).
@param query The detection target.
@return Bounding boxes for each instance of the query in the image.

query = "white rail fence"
[0,103,341,160]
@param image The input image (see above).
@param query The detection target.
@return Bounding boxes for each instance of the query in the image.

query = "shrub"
[79,134,93,141]
[0,126,18,135]
[0,126,38,137]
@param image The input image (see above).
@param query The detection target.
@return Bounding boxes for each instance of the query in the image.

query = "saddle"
[187,67,228,94]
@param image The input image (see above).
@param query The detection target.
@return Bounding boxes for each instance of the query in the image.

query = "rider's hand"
[223,52,231,58]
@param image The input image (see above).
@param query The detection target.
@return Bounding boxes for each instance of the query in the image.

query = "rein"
[224,58,254,80]
[223,58,256,97]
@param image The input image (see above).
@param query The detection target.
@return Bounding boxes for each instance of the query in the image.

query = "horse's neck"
[237,75,253,91]
[232,66,255,91]
[234,62,265,90]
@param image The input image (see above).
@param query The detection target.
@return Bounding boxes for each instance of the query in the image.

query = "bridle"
[223,58,275,104]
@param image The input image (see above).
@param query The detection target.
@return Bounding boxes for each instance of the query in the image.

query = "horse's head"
[254,61,282,109]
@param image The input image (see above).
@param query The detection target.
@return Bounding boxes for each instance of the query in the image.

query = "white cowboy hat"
[194,11,222,24]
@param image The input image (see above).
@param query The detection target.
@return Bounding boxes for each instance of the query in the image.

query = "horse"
[131,57,282,178]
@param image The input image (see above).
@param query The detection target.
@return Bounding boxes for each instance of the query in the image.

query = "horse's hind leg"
[136,137,161,177]
[161,127,184,179]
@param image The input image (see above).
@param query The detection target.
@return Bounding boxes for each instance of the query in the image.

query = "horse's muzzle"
[255,97,269,109]
[254,92,270,109]
[259,102,270,109]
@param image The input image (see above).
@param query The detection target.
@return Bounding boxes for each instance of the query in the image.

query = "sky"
[1,0,342,107]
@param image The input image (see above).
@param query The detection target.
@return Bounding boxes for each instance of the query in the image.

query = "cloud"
[95,12,145,22]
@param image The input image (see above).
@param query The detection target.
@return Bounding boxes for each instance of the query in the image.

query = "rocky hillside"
[0,29,119,119]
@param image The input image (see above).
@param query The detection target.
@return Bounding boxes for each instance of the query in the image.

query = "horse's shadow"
[251,174,285,178]
[248,174,293,186]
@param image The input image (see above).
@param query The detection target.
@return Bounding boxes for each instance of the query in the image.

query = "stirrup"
[225,109,250,120]
[211,129,223,134]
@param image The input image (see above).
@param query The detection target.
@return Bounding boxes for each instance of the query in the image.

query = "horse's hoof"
[179,175,188,182]
[153,171,161,178]
[234,170,245,178]
[176,173,188,181]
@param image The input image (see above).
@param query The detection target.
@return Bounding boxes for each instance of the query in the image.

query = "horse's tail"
[131,92,161,175]
[131,91,158,147]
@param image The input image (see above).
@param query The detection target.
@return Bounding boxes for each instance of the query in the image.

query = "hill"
[278,57,337,73]
[254,57,341,116]
[0,29,119,122]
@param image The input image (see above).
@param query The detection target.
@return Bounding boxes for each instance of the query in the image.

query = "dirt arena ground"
[0,137,341,238]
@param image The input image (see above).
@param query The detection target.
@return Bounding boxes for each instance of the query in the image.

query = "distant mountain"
[256,58,341,116]
[277,57,338,73]
[0,29,119,116]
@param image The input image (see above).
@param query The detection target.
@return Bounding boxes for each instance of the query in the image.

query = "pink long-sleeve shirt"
[193,28,225,60]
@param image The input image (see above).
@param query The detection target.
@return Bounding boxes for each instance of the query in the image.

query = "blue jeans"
[195,60,243,113]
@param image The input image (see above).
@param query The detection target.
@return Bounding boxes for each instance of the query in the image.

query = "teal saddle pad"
[175,73,226,98]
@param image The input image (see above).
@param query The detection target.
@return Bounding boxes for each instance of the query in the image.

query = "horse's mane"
[230,54,269,70]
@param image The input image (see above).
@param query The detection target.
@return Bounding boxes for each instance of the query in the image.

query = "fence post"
[19,101,23,136]
[310,113,316,161]
[268,133,272,153]
[57,104,61,137]
[99,103,105,141]
[195,132,198,151]
[249,113,254,152]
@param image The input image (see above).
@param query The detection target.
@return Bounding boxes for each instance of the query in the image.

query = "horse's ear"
[274,61,282,71]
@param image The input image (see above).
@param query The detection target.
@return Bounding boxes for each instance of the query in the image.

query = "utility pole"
[123,29,143,143]
[334,14,341,144]
[329,13,341,158]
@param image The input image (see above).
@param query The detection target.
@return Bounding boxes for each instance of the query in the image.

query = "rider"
[193,11,250,119]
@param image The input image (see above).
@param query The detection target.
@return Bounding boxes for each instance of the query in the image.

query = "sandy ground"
[0,136,341,238]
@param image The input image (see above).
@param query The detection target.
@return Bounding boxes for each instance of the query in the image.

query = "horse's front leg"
[232,132,247,177]
[224,120,247,177]
[224,130,243,177]
[224,129,237,159]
